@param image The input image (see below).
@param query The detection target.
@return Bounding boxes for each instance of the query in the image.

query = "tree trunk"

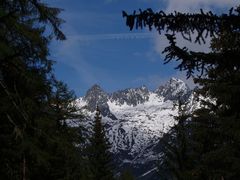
[23,155,26,180]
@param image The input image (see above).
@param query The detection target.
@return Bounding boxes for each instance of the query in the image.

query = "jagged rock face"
[83,84,108,112]
[76,78,197,179]
[155,78,191,102]
[110,86,150,106]
[83,84,117,119]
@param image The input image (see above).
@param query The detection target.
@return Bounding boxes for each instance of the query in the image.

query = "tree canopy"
[87,106,114,180]
[123,7,240,77]
[0,1,84,179]
[123,5,240,179]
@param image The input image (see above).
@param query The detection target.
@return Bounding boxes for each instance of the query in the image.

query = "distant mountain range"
[75,77,199,179]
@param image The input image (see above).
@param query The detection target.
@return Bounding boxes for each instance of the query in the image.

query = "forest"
[1,0,240,180]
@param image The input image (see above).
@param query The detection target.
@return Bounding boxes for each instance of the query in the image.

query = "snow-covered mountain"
[76,77,196,179]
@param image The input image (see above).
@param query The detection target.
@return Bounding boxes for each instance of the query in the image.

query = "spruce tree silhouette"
[88,106,114,180]
[123,5,240,179]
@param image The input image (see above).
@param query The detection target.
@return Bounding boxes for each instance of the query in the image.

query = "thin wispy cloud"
[164,0,239,13]
[104,0,118,3]
[48,0,238,95]
[69,33,155,41]
[51,38,99,86]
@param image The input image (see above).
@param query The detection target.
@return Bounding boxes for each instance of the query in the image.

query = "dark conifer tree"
[88,106,114,180]
[44,80,84,180]
[159,100,193,180]
[118,169,135,180]
[123,5,240,179]
[0,1,84,179]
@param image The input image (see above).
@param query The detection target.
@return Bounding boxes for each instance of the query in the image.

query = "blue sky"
[46,0,238,96]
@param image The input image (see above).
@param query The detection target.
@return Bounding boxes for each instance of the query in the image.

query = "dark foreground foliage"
[124,5,240,180]
[87,107,114,180]
[0,1,85,179]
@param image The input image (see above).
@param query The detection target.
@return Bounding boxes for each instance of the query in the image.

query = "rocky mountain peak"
[76,77,198,179]
[85,84,105,95]
[83,84,108,112]
[155,77,191,102]
[84,84,107,98]
[110,86,150,106]
[140,85,147,90]
[81,78,192,117]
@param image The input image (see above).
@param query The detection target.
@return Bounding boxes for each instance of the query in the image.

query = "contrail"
[68,32,155,41]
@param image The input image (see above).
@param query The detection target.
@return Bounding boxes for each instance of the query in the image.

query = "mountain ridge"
[75,77,197,179]
[81,77,191,108]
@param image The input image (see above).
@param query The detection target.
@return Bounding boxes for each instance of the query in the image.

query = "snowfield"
[75,78,199,179]
[72,78,202,180]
